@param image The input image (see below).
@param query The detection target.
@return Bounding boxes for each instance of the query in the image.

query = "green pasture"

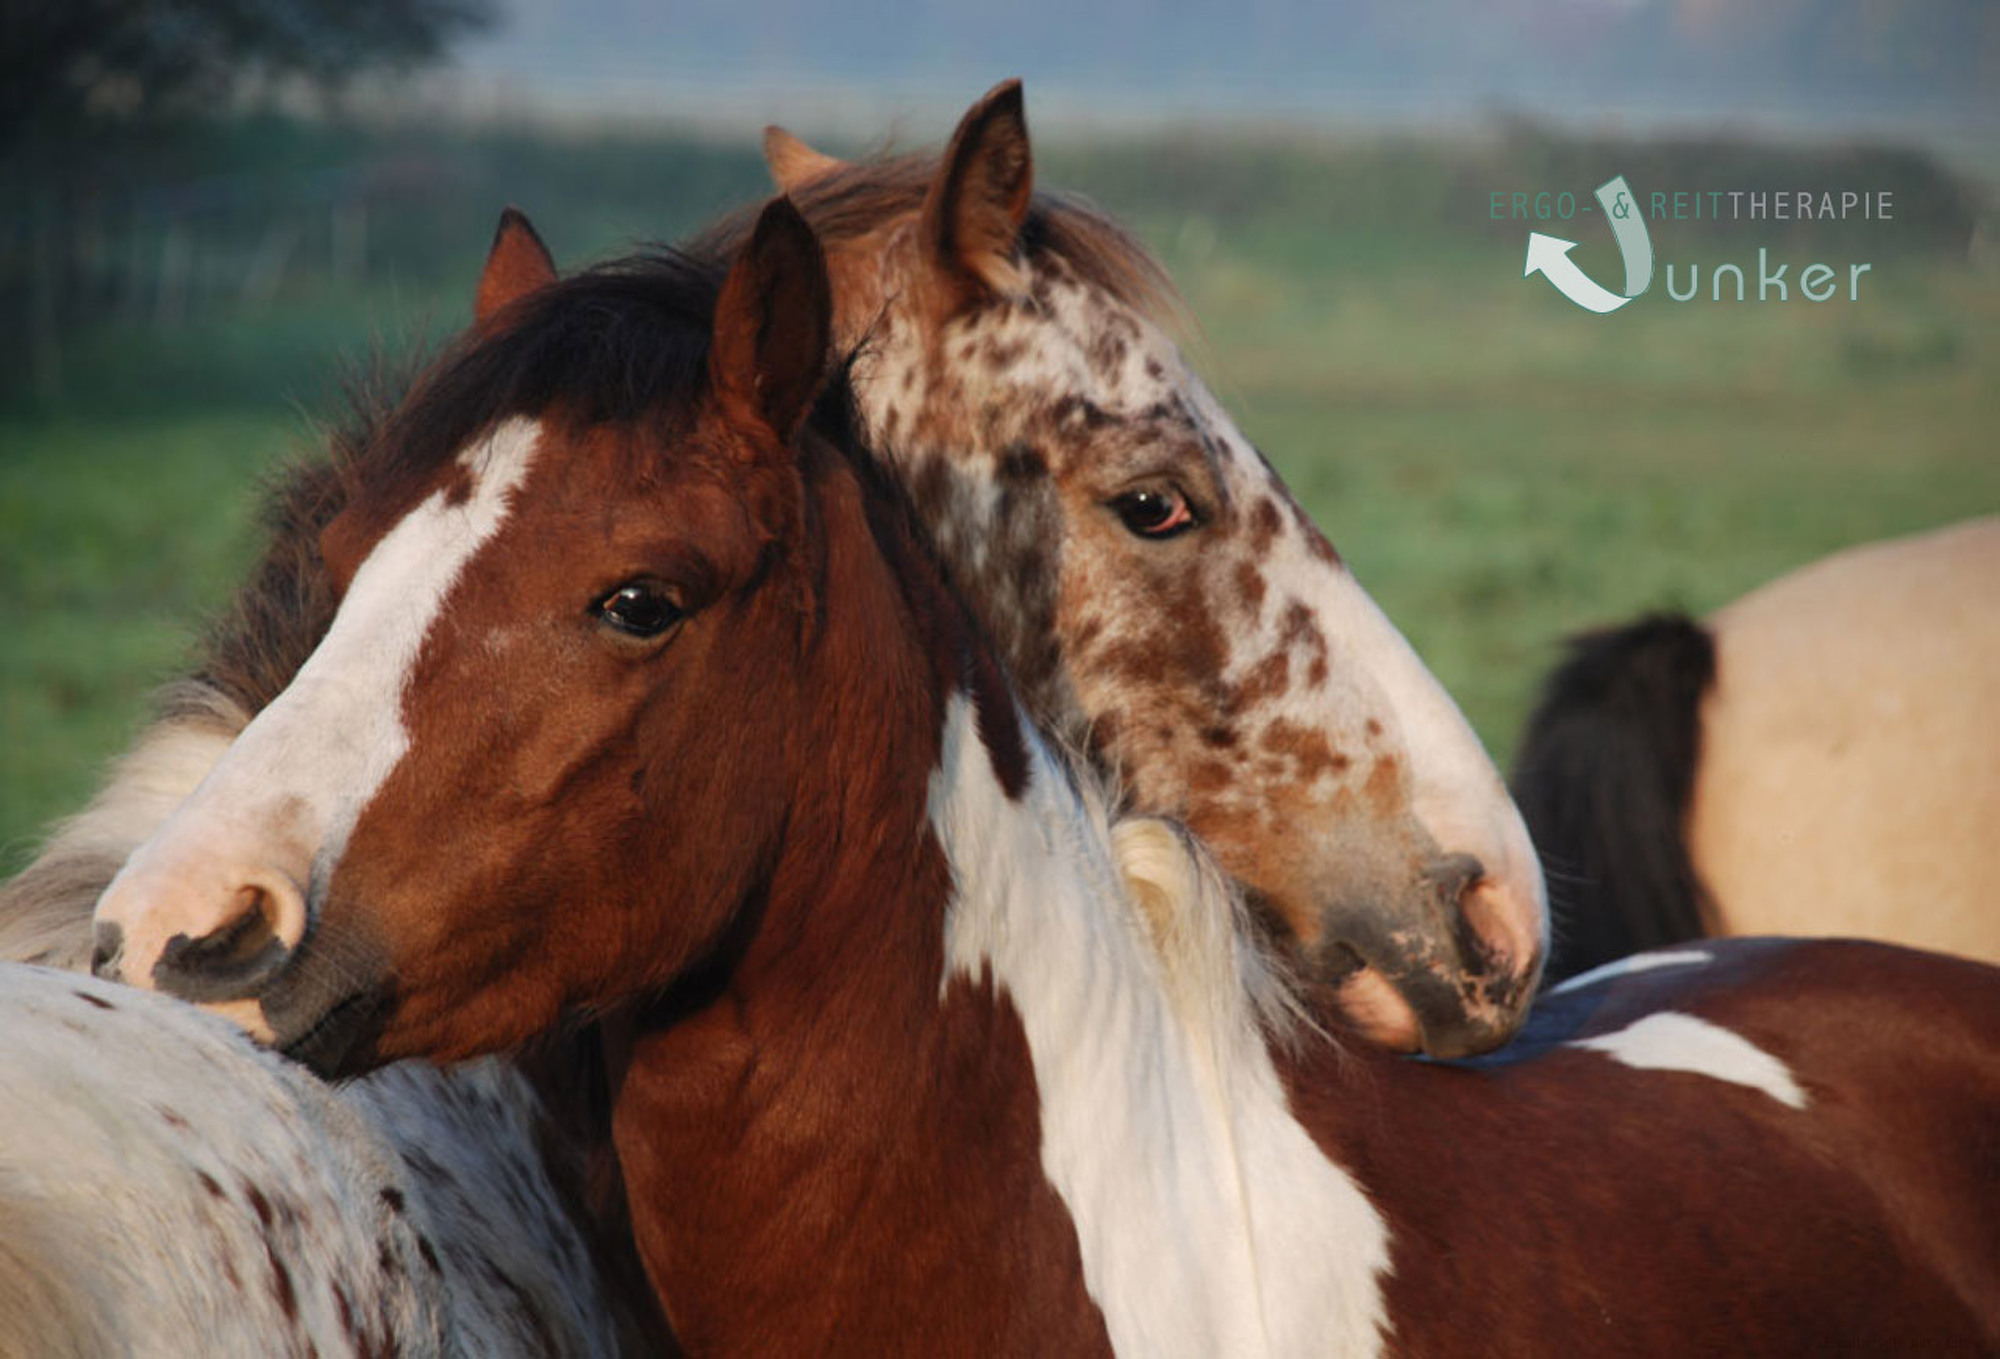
[4,123,1995,873]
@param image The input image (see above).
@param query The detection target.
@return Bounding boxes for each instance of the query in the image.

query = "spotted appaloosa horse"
[1515,515,2000,980]
[0,962,619,1357]
[94,198,2000,1355]
[722,79,1544,1055]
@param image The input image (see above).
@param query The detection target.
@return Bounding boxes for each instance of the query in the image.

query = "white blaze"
[94,419,541,982]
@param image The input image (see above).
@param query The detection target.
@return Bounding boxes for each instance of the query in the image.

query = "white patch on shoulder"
[1546,949,1715,996]
[932,693,1389,1359]
[1570,1011,1808,1109]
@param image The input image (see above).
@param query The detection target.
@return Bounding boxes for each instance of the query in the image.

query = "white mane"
[932,692,1391,1359]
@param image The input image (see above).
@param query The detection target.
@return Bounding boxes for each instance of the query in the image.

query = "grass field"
[4,123,1996,874]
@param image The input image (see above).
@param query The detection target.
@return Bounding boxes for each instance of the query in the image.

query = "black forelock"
[342,248,728,506]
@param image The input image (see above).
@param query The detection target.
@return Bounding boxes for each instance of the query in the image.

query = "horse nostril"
[1428,853,1499,970]
[235,885,283,953]
[1426,852,1486,906]
[152,882,296,1003]
[91,920,125,981]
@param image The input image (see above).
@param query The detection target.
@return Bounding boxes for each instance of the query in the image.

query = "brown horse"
[93,199,2000,1355]
[1516,516,2000,979]
[16,81,1542,1057]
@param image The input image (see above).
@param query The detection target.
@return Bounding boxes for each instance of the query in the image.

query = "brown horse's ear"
[920,79,1033,298]
[710,197,832,442]
[476,208,558,327]
[763,126,847,192]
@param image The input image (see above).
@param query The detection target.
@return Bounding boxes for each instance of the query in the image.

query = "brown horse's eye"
[1110,487,1195,538]
[594,581,684,640]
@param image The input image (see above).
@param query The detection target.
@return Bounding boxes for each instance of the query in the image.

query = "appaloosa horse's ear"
[921,79,1033,298]
[710,196,832,441]
[475,208,558,327]
[762,126,847,192]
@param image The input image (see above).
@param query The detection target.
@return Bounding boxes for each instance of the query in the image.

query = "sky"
[438,0,1999,144]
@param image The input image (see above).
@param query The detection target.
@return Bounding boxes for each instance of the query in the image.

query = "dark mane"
[351,248,726,511]
[687,155,1187,331]
[809,368,1033,799]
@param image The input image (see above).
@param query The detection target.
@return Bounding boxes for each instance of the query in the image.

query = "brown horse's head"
[742,82,1545,1055]
[89,201,937,1070]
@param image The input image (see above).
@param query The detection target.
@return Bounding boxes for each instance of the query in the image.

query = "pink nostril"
[240,870,308,948]
[1427,853,1497,963]
[1435,852,1487,898]
[219,886,282,962]
[1458,873,1546,985]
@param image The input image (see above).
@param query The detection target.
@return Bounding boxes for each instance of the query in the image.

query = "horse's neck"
[932,697,1394,1357]
[615,690,1392,1358]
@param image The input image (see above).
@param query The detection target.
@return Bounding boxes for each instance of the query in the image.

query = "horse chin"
[263,967,396,1079]
[1322,936,1536,1060]
[1330,966,1425,1053]
[273,990,390,1078]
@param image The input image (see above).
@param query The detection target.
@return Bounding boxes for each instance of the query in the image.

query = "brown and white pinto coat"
[92,199,2000,1357]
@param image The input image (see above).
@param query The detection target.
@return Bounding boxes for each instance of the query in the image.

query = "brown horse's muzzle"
[91,823,397,1075]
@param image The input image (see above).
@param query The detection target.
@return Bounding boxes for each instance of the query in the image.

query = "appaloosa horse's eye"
[1110,487,1195,538]
[594,581,685,640]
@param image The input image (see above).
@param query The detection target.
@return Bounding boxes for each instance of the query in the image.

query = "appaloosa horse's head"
[739,82,1544,1054]
[89,202,880,1067]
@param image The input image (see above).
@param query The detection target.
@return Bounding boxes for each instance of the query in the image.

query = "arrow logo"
[1524,176,1653,314]
[1524,234,1632,313]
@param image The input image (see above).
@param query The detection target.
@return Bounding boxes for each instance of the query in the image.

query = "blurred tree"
[1,0,495,147]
